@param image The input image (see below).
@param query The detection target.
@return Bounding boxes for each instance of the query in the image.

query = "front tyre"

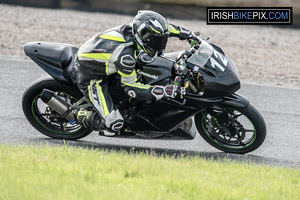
[195,104,266,154]
[22,77,92,140]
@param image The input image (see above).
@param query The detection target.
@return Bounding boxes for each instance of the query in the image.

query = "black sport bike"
[22,37,266,154]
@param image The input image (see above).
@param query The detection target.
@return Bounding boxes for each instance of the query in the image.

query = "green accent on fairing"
[31,93,82,135]
[201,109,257,150]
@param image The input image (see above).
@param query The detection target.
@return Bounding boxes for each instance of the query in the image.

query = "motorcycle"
[22,37,266,154]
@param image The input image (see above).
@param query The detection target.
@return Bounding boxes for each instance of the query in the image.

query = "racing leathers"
[73,23,198,133]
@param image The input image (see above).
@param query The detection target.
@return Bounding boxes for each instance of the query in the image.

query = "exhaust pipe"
[40,89,75,122]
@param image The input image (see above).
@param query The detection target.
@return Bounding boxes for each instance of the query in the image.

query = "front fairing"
[187,40,240,98]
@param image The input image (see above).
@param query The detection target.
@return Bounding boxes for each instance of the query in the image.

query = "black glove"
[151,85,165,100]
[188,31,201,47]
[164,85,177,98]
[189,31,200,39]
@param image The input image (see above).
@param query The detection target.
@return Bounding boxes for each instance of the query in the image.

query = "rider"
[73,10,200,136]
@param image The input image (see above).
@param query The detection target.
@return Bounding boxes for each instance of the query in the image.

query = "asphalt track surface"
[1,58,300,168]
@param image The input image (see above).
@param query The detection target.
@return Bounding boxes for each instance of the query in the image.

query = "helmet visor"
[146,34,168,51]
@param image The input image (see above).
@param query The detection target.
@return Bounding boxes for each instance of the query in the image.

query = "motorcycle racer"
[73,10,200,136]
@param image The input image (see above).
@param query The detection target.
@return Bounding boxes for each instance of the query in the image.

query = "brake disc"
[207,116,246,145]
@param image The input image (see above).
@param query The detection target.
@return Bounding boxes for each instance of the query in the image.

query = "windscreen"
[187,40,213,67]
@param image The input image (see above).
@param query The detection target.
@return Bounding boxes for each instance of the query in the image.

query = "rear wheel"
[195,104,266,154]
[22,77,92,140]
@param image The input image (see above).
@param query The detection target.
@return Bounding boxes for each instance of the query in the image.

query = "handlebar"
[175,35,211,62]
[172,36,208,96]
[174,43,201,77]
[176,44,200,62]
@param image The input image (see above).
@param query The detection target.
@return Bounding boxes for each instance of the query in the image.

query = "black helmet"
[133,10,169,57]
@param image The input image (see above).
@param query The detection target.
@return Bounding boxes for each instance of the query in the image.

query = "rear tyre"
[22,76,92,140]
[195,104,266,154]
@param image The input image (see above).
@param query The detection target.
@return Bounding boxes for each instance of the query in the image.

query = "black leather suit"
[73,23,192,131]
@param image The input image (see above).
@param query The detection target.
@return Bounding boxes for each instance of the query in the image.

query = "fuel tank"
[138,56,174,85]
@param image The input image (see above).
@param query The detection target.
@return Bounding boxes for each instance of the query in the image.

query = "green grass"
[0,145,299,200]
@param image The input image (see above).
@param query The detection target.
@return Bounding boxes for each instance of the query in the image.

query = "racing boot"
[73,108,101,130]
[74,108,116,136]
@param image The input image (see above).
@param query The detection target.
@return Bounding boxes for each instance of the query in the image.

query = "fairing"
[186,40,240,98]
[24,40,245,137]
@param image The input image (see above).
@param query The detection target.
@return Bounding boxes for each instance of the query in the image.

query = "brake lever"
[176,49,190,62]
[180,81,189,99]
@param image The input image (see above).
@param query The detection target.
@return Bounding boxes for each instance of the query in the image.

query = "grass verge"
[0,144,299,200]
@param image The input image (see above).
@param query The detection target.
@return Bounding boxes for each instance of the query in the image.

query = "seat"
[24,42,76,69]
[24,42,79,85]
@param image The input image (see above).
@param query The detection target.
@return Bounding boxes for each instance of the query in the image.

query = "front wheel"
[22,77,93,140]
[195,104,266,154]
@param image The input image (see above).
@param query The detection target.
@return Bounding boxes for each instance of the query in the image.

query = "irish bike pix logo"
[207,7,293,25]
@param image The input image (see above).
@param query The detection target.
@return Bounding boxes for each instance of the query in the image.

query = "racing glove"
[188,31,201,47]
[151,85,186,100]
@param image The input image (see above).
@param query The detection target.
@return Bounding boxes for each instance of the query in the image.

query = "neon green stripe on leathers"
[78,52,112,60]
[100,34,126,42]
[118,70,151,89]
[96,83,109,117]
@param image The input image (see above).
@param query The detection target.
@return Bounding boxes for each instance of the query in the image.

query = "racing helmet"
[133,10,170,57]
